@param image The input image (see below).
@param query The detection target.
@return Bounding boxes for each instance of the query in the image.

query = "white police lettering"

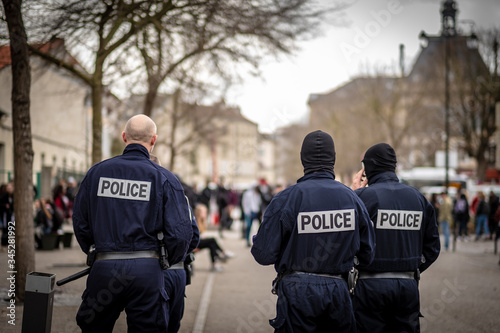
[297,209,355,234]
[97,177,151,201]
[376,210,422,230]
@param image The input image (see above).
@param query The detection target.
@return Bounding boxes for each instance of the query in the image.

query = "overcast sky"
[226,0,500,134]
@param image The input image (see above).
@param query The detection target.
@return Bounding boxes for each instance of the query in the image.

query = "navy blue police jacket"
[251,172,376,275]
[354,171,440,273]
[187,205,201,255]
[73,144,194,266]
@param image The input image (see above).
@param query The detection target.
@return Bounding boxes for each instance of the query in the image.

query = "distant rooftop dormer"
[409,0,487,82]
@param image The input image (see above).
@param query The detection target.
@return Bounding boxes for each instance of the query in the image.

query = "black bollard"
[21,272,56,333]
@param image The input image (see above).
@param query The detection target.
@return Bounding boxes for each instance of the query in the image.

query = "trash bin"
[40,234,58,250]
[22,272,56,333]
[62,232,74,248]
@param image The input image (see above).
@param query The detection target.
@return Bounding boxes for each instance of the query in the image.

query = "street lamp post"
[444,30,450,194]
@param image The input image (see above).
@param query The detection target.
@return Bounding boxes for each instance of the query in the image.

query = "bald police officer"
[73,114,194,332]
[351,143,440,333]
[252,130,376,332]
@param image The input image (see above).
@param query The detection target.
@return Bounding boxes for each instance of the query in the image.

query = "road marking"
[192,272,215,333]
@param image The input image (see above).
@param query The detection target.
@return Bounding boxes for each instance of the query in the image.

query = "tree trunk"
[168,88,180,171]
[91,58,104,165]
[475,151,489,183]
[2,0,35,302]
[142,78,160,117]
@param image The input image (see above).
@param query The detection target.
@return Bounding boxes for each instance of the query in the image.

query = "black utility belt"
[293,271,343,279]
[358,271,414,279]
[95,251,159,261]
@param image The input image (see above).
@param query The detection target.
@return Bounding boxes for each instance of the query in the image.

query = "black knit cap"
[362,143,397,179]
[300,130,336,176]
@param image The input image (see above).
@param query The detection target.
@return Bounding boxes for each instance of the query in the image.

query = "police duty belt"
[95,250,159,261]
[358,271,415,279]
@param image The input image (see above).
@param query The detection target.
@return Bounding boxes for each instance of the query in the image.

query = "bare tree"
[22,0,340,166]
[27,0,176,164]
[155,87,224,172]
[275,123,310,185]
[135,0,336,117]
[1,0,35,301]
[452,29,500,182]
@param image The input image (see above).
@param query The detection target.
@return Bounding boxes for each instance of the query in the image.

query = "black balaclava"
[362,143,397,180]
[300,130,336,176]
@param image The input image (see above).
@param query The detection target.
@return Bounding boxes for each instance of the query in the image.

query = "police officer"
[150,154,200,333]
[163,205,199,333]
[73,114,194,333]
[251,130,376,332]
[351,143,441,333]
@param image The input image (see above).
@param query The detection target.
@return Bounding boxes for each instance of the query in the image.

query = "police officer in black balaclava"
[252,130,375,333]
[362,143,397,180]
[352,143,440,333]
[300,130,336,176]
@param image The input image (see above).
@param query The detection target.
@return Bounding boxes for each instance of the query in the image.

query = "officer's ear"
[122,131,127,143]
[150,134,157,147]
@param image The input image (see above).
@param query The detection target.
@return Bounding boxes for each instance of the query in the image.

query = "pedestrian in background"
[430,193,440,221]
[453,192,470,241]
[53,183,71,222]
[194,203,233,272]
[216,178,232,238]
[252,130,375,332]
[242,184,262,247]
[73,114,193,332]
[488,191,499,240]
[475,191,490,241]
[438,191,453,251]
[351,143,440,333]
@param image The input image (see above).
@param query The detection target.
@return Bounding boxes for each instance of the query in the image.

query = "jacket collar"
[367,171,399,185]
[297,171,335,183]
[123,143,150,158]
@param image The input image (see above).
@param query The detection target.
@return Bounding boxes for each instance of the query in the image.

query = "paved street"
[1,221,499,332]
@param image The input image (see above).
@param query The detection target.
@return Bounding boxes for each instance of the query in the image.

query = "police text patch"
[97,177,151,201]
[376,210,422,230]
[298,209,355,234]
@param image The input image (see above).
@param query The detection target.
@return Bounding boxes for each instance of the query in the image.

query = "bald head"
[122,114,157,151]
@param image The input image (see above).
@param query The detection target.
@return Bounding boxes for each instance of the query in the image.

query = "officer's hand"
[351,169,368,190]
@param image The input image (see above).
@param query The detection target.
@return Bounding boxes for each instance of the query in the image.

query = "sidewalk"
[1,224,499,332]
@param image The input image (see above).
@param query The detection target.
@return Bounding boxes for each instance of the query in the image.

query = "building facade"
[0,40,91,198]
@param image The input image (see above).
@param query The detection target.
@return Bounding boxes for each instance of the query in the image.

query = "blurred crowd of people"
[0,177,79,251]
[177,176,284,271]
[429,189,500,251]
[2,174,499,260]
[0,173,283,261]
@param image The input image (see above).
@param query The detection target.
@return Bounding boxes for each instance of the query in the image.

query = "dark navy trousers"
[353,278,420,333]
[76,258,167,333]
[164,269,187,333]
[272,273,355,333]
